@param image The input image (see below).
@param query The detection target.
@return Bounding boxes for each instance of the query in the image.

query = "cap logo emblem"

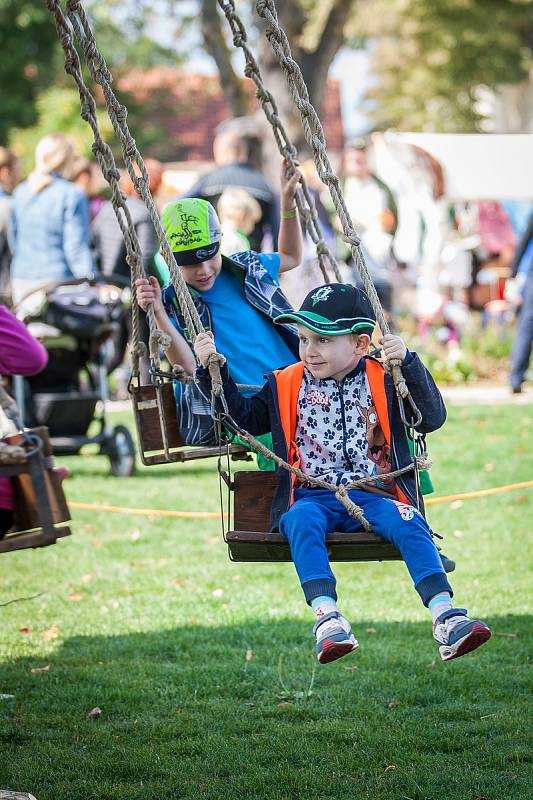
[311,286,333,306]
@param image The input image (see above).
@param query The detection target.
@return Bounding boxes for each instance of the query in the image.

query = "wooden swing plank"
[228,471,402,563]
[131,382,251,464]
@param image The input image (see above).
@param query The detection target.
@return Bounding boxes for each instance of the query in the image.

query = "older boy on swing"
[136,160,302,452]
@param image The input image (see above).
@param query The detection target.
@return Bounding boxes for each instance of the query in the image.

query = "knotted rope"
[46,0,225,393]
[255,0,410,401]
[217,0,343,284]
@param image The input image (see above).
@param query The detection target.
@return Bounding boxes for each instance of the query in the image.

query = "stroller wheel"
[107,425,136,477]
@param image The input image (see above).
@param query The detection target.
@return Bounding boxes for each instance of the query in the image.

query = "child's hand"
[135,276,164,315]
[379,334,407,363]
[280,158,302,212]
[194,331,216,367]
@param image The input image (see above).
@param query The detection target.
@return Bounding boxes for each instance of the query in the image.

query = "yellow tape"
[68,479,533,520]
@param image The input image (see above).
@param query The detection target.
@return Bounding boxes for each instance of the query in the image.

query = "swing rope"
[217,0,343,284]
[255,0,412,406]
[46,0,425,529]
[46,0,226,395]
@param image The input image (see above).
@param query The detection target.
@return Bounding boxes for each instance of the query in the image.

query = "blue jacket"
[10,176,94,282]
[198,353,446,529]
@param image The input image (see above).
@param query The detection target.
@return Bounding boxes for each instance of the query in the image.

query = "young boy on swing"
[135,160,303,451]
[193,283,491,664]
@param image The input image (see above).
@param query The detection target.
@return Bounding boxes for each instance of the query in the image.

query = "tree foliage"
[354,0,533,132]
[0,0,60,143]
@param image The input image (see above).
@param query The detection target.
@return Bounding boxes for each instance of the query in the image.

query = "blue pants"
[279,488,452,607]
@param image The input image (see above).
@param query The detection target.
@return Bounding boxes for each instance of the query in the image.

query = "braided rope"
[46,1,225,392]
[217,0,343,284]
[255,0,410,400]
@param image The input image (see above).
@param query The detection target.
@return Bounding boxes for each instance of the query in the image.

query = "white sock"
[428,592,453,624]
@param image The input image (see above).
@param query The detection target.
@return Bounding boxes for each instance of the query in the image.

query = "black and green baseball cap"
[274,283,376,336]
[162,198,221,266]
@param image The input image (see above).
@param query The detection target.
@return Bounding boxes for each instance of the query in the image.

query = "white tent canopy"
[378,132,533,201]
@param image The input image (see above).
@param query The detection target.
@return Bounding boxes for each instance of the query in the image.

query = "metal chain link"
[255,0,412,402]
[217,0,343,284]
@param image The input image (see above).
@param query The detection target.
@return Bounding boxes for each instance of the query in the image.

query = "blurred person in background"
[217,187,262,256]
[10,133,94,308]
[91,158,163,383]
[0,147,20,306]
[183,118,279,251]
[508,211,533,394]
[91,158,163,283]
[342,138,398,313]
[71,157,106,221]
[281,158,337,309]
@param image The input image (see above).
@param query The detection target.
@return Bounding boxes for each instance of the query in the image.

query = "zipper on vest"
[338,378,354,472]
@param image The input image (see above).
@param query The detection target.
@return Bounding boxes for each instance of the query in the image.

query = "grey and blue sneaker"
[313,611,359,664]
[433,608,491,661]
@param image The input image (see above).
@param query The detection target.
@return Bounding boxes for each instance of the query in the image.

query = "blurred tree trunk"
[201,0,355,154]
[200,0,249,118]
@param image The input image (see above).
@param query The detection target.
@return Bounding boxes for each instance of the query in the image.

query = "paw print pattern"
[295,368,383,487]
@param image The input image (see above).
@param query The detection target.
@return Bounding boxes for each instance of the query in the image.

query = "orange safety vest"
[272,359,411,506]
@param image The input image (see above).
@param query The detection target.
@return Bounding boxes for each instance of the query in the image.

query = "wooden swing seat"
[131,382,251,465]
[0,427,71,554]
[226,471,401,563]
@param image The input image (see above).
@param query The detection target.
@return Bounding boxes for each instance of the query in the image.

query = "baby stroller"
[15,277,136,476]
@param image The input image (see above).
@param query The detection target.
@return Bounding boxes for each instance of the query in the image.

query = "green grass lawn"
[1,403,532,800]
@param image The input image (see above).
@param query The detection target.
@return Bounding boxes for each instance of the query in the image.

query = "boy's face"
[179,252,222,292]
[297,325,369,382]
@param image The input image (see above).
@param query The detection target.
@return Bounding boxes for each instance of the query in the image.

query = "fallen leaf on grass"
[207,536,220,545]
[387,700,400,709]
[67,593,83,602]
[514,495,527,503]
[42,625,58,641]
[0,693,15,700]
[365,627,377,635]
[212,588,224,598]
[245,649,253,662]
[86,706,102,719]
[484,463,494,472]
[171,578,184,589]
[428,660,437,668]
[232,575,241,581]
[384,764,397,771]
[19,626,32,634]
[31,665,50,674]
[81,573,95,584]
[90,537,102,547]
[344,665,358,672]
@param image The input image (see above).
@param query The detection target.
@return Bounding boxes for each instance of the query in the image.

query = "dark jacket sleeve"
[195,362,272,436]
[399,352,447,433]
